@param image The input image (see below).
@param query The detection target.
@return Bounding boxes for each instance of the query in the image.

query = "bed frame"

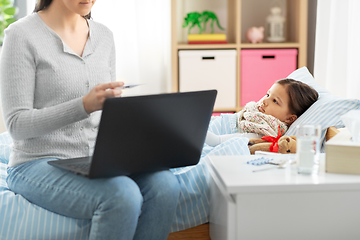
[167,127,340,240]
[167,223,210,240]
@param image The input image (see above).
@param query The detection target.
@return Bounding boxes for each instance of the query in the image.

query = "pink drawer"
[211,112,233,117]
[240,49,297,106]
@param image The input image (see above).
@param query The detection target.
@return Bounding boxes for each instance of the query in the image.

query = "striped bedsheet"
[0,113,250,239]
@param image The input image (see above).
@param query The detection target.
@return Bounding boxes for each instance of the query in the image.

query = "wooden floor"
[167,223,210,240]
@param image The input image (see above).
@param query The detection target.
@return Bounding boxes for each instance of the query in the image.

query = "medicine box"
[179,50,237,110]
[240,49,297,106]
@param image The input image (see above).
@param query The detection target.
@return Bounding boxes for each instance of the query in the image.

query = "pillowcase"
[286,67,360,148]
[0,132,12,164]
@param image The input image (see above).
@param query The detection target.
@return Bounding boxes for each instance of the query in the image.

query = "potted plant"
[0,0,17,46]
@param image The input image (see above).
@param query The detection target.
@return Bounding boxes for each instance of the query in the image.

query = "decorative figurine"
[266,6,286,42]
[201,11,225,34]
[182,12,204,34]
[246,27,264,43]
[182,11,225,34]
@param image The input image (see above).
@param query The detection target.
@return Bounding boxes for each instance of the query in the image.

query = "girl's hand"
[83,82,124,114]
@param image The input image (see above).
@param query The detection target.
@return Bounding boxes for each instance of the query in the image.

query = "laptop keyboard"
[67,163,91,173]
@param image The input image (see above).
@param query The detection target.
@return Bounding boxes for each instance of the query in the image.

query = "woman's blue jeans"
[6,158,180,240]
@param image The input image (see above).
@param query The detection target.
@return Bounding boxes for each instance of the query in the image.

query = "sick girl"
[205,78,319,146]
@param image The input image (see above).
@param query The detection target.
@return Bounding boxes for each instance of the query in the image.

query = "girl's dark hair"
[33,0,91,19]
[276,78,319,117]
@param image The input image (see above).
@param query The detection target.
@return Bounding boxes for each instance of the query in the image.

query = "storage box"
[179,50,237,110]
[240,49,297,106]
[326,129,360,174]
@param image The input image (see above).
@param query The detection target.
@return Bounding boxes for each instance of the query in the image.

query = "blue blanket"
[0,113,250,238]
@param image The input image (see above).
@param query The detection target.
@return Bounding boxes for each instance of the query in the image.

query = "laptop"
[48,90,217,178]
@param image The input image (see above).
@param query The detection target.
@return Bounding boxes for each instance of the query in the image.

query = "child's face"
[258,83,297,124]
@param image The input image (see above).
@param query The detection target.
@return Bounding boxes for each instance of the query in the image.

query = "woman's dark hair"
[276,78,319,117]
[33,0,91,19]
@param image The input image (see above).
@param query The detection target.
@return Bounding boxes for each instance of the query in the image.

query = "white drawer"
[179,50,237,109]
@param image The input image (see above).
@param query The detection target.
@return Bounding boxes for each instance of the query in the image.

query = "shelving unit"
[171,0,308,112]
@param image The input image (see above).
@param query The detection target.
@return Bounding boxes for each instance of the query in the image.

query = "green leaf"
[5,17,16,26]
[1,0,11,6]
[3,0,12,6]
[4,7,15,15]
[0,21,5,30]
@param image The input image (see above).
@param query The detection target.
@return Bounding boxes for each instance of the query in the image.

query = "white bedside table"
[207,155,360,240]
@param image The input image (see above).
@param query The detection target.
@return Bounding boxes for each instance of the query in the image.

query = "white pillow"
[286,67,360,148]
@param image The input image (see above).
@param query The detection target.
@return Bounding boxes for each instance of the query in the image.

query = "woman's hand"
[83,82,124,114]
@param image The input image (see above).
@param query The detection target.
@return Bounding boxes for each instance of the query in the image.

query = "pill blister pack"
[247,157,286,166]
[247,157,273,165]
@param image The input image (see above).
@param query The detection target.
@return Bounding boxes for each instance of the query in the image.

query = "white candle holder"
[266,7,286,43]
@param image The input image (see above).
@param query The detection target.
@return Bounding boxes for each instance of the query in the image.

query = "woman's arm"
[0,25,90,140]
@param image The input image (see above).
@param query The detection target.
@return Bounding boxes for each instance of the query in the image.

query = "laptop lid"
[88,90,217,178]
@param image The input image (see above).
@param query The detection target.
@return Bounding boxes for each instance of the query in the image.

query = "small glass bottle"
[296,124,321,174]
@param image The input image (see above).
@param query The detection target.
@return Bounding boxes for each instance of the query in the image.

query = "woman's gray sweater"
[0,13,116,167]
